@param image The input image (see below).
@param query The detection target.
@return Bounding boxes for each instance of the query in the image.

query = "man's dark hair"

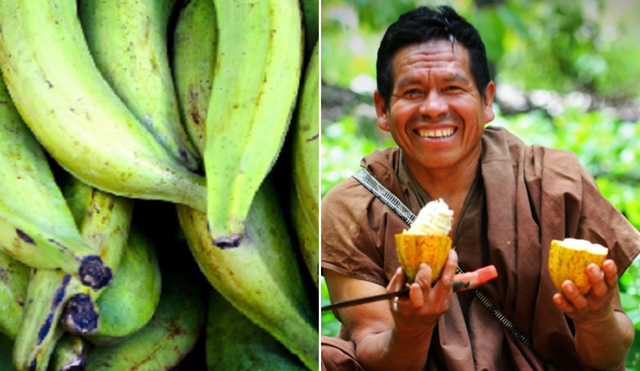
[376,5,491,106]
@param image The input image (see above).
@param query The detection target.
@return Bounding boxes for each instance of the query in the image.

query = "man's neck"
[405,147,481,206]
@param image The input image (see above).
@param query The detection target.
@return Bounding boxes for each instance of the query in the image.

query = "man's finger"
[602,260,618,288]
[562,280,588,310]
[387,267,407,293]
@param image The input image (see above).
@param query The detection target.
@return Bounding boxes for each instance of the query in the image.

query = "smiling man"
[321,5,639,371]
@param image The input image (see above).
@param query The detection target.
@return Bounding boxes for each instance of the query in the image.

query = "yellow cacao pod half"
[548,238,608,295]
[395,232,452,282]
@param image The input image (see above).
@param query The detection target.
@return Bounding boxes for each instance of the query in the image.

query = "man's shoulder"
[483,126,582,169]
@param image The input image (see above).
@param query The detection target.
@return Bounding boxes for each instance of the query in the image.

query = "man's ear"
[483,81,496,124]
[373,90,390,132]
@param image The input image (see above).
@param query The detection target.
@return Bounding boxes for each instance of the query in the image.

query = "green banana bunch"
[0,0,207,213]
[0,73,111,290]
[301,0,319,59]
[65,226,162,345]
[290,42,319,286]
[12,179,132,371]
[178,179,319,370]
[206,288,307,370]
[0,252,29,340]
[205,0,304,247]
[84,258,205,370]
[78,0,200,172]
[172,0,217,157]
[49,334,86,371]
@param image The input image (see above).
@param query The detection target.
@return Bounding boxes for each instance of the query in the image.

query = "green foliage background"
[320,0,640,368]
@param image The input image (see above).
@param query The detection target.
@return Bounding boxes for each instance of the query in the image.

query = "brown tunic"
[321,126,640,371]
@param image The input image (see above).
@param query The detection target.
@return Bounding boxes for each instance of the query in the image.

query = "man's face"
[375,40,495,173]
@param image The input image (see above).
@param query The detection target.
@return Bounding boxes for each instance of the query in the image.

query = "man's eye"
[404,89,424,98]
[444,85,461,92]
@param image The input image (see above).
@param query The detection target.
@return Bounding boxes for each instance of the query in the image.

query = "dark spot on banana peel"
[48,238,68,251]
[166,321,187,340]
[37,313,54,345]
[53,275,72,307]
[179,148,189,163]
[62,293,99,334]
[46,80,53,88]
[16,229,35,244]
[212,234,242,249]
[78,256,112,289]
[306,133,319,142]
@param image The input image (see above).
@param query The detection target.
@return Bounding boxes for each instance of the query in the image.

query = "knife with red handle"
[321,265,498,312]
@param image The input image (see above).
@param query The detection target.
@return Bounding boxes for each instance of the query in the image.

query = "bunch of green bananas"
[0,0,319,369]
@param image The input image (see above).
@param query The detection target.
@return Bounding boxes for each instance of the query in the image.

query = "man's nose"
[418,90,448,118]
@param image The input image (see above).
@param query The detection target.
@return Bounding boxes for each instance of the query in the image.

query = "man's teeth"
[419,128,455,138]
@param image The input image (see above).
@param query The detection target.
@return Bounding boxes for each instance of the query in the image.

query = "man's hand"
[552,259,617,322]
[388,250,458,334]
[551,259,634,370]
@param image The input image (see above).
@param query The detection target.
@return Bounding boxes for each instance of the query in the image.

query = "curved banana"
[12,179,132,371]
[64,226,162,345]
[78,0,200,171]
[49,334,86,371]
[0,73,111,289]
[206,288,308,370]
[205,0,303,247]
[172,0,217,157]
[84,260,205,370]
[0,251,29,340]
[292,41,319,231]
[291,190,319,287]
[178,179,318,370]
[0,0,207,213]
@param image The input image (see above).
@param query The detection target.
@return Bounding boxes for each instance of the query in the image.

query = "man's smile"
[415,126,457,140]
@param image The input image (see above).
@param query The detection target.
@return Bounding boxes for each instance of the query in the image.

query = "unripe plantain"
[172,0,217,157]
[206,288,307,370]
[548,238,608,295]
[63,226,162,345]
[84,259,205,370]
[49,334,86,371]
[395,232,452,282]
[0,251,29,340]
[78,0,200,171]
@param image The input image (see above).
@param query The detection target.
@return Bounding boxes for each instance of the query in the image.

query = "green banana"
[206,288,307,370]
[290,190,319,288]
[290,41,319,287]
[12,268,68,371]
[12,180,132,371]
[0,251,29,339]
[292,41,319,232]
[301,0,319,59]
[0,0,207,213]
[64,226,161,345]
[204,0,304,247]
[78,0,200,172]
[84,258,205,370]
[178,179,318,370]
[172,0,217,157]
[49,334,87,371]
[0,72,111,290]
